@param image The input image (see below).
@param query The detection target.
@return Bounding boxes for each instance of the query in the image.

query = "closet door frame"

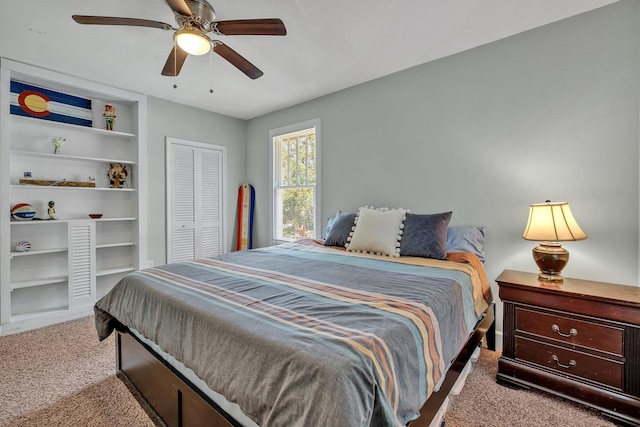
[165,137,227,263]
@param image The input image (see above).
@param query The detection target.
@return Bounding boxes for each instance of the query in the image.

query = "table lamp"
[522,200,587,282]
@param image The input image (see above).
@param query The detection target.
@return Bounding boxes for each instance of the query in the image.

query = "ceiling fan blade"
[164,0,192,16]
[161,46,189,76]
[213,43,263,79]
[72,15,173,30]
[213,19,286,36]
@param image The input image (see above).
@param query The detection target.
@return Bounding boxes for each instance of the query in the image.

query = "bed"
[95,238,494,427]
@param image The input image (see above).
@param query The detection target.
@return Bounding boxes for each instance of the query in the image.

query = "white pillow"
[346,206,407,257]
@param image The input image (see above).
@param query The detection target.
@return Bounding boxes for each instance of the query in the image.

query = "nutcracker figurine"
[103,102,116,131]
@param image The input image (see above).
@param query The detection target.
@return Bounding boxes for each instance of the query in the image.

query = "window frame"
[269,118,322,244]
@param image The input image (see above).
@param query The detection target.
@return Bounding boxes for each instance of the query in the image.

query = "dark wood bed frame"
[115,303,495,427]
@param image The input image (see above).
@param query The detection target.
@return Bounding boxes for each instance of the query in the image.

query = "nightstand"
[496,270,640,427]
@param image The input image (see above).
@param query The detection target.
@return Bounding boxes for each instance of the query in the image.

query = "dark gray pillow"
[324,211,356,247]
[400,211,452,259]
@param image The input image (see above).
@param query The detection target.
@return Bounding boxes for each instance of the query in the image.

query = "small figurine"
[52,137,66,154]
[103,102,116,131]
[47,200,56,220]
[108,163,128,188]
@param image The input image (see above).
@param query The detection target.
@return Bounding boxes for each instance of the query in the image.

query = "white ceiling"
[0,0,619,120]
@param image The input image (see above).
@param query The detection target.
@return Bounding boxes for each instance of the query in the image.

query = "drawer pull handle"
[552,324,577,337]
[551,354,577,369]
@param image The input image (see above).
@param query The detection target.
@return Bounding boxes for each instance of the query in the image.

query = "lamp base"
[532,242,569,282]
[537,271,565,282]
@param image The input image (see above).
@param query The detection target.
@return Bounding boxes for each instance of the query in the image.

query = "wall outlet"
[147,260,154,268]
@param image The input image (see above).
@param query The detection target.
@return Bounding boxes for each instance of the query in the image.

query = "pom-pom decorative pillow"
[346,207,407,257]
[400,211,452,259]
[324,211,357,247]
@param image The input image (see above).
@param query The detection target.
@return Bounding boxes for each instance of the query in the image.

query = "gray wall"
[146,96,246,266]
[246,0,640,334]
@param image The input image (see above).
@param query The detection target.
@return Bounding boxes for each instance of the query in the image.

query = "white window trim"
[269,118,322,245]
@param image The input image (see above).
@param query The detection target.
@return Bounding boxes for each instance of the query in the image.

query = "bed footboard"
[116,329,241,427]
[115,303,495,427]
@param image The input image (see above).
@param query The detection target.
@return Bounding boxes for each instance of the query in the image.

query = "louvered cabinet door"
[67,220,96,308]
[198,149,223,258]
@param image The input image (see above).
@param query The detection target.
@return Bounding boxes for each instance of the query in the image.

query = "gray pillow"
[400,211,452,259]
[324,211,356,247]
[446,225,486,262]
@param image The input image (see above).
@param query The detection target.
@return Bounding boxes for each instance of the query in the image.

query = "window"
[270,119,321,242]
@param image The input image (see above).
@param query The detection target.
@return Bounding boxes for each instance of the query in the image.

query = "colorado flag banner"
[10,80,93,127]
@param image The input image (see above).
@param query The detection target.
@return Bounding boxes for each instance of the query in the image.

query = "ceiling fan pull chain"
[173,38,178,89]
[209,47,214,94]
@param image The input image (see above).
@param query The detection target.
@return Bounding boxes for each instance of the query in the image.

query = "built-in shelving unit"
[0,58,147,335]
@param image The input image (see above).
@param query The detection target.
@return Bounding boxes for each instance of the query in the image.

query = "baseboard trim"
[492,330,503,352]
[0,307,93,336]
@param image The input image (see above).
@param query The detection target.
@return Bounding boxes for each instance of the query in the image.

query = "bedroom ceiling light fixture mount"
[522,200,587,282]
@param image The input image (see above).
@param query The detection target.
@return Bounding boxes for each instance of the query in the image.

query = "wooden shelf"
[12,114,136,138]
[18,179,95,187]
[10,217,137,225]
[11,184,136,192]
[96,266,135,277]
[11,276,68,290]
[11,150,136,165]
[96,242,136,249]
[10,247,67,258]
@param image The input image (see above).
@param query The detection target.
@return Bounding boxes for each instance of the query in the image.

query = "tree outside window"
[272,124,319,241]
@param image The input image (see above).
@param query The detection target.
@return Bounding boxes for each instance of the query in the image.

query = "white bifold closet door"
[167,138,226,263]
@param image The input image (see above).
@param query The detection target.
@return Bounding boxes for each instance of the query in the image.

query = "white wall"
[245,1,640,333]
[146,96,246,266]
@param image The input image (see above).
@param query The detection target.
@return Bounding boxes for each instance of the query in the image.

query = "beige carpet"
[0,316,617,426]
[445,349,615,427]
[0,316,154,427]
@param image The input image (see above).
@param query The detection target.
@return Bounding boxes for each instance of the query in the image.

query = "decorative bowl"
[88,214,103,219]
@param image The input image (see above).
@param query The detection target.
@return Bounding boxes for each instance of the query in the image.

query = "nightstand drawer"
[515,336,623,389]
[515,307,623,356]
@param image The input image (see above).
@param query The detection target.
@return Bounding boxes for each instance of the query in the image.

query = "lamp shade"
[174,29,211,56]
[522,201,587,242]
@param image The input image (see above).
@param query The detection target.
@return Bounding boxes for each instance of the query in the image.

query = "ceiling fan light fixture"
[174,29,211,55]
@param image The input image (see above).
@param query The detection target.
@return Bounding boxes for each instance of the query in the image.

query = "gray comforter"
[95,240,490,426]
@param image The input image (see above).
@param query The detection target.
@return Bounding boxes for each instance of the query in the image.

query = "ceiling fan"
[72,0,286,79]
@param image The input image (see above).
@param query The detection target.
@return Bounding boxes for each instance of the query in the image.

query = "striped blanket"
[95,239,492,426]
